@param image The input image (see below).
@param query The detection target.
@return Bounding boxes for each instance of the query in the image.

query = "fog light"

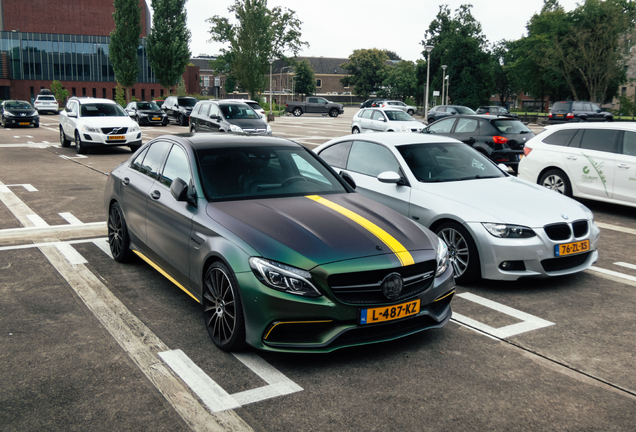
[499,261,526,271]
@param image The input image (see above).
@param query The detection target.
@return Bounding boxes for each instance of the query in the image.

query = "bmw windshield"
[397,142,505,182]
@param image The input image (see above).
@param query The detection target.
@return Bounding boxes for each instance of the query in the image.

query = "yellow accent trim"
[264,320,333,340]
[306,195,415,266]
[434,290,455,302]
[133,250,200,303]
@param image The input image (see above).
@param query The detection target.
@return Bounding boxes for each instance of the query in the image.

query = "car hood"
[137,109,165,115]
[5,109,37,115]
[78,116,138,127]
[415,176,591,227]
[229,119,268,129]
[206,193,435,270]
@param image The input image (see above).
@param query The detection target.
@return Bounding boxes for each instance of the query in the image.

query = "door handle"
[464,137,476,144]
[566,156,577,160]
[122,177,130,186]
[150,190,161,200]
[617,164,630,169]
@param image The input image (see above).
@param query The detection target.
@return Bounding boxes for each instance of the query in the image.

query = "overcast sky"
[183,0,582,61]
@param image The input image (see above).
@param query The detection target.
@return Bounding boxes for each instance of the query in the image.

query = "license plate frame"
[152,117,161,121]
[360,299,420,325]
[555,239,590,257]
[107,135,126,141]
[19,122,30,125]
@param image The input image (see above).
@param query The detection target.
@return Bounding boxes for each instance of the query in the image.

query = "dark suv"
[189,100,271,135]
[475,106,518,118]
[359,98,388,109]
[422,114,534,171]
[548,100,613,123]
[161,96,198,126]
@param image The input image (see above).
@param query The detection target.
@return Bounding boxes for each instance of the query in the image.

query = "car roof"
[161,133,301,151]
[543,122,636,132]
[433,114,512,121]
[321,132,461,149]
[69,97,116,105]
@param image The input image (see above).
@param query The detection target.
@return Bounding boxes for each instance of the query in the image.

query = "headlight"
[435,238,449,277]
[249,257,322,297]
[4,111,14,117]
[482,223,536,238]
[129,124,140,132]
[80,124,100,133]
[230,124,243,133]
[401,125,407,132]
[138,112,148,117]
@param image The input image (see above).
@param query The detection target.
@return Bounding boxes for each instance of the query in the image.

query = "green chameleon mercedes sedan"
[104,133,455,352]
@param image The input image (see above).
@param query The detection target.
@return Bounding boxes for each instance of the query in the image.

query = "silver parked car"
[351,108,425,134]
[378,100,416,115]
[315,133,600,284]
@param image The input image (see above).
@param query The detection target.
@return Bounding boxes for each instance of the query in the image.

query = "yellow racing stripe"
[133,250,200,303]
[306,195,414,266]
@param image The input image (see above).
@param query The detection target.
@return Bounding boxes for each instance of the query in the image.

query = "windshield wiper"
[456,175,500,181]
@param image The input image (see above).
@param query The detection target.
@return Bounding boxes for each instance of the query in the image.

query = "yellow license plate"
[152,117,161,120]
[555,239,590,257]
[360,299,420,325]
[108,135,125,140]
[19,122,30,125]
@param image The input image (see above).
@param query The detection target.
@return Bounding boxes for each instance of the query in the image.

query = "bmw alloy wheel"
[438,226,470,278]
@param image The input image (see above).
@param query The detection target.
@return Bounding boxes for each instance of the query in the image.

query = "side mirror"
[497,163,511,173]
[128,111,135,117]
[339,171,356,190]
[170,177,189,202]
[210,115,221,121]
[377,171,402,184]
[596,109,601,113]
[68,112,77,118]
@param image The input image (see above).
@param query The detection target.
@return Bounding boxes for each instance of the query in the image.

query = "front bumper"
[4,116,38,127]
[237,257,455,353]
[467,220,600,281]
[79,130,142,147]
[138,115,168,125]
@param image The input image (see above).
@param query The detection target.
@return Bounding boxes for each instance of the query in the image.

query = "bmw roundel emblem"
[561,214,569,220]
[381,273,404,300]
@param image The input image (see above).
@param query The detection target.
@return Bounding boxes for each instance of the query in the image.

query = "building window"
[160,89,164,97]
[151,89,155,99]
[72,87,76,96]
[112,88,116,100]
[103,88,106,98]
[82,88,86,97]
[132,89,136,97]
[92,88,96,98]
[141,89,145,101]
[622,87,627,96]
[204,75,210,87]
[316,79,322,88]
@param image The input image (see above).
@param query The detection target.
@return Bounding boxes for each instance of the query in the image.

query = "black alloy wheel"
[293,107,302,117]
[202,262,246,351]
[60,128,71,147]
[75,131,86,154]
[329,108,339,117]
[108,202,133,263]
[179,113,187,126]
[435,222,480,284]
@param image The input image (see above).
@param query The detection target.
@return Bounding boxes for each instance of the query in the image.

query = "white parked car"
[351,108,424,134]
[518,122,636,208]
[33,94,59,114]
[59,97,142,154]
[379,100,416,115]
[315,133,600,283]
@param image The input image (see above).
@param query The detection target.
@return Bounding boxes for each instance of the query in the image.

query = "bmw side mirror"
[497,163,511,173]
[170,177,188,202]
[377,171,402,184]
[339,171,356,190]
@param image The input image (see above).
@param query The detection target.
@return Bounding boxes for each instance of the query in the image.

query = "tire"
[435,222,480,284]
[539,169,572,197]
[108,202,133,263]
[190,124,196,133]
[407,109,415,115]
[178,113,188,126]
[60,128,71,147]
[75,131,87,154]
[329,108,339,118]
[202,261,246,351]
[352,126,360,134]
[427,118,434,124]
[34,123,39,128]
[292,107,302,117]
[129,144,140,152]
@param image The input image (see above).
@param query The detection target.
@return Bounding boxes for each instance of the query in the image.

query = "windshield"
[37,96,56,101]
[385,110,414,121]
[397,142,505,183]
[196,146,347,201]
[454,106,476,114]
[178,98,197,107]
[220,104,258,119]
[5,101,33,110]
[492,119,532,134]
[80,103,127,117]
[137,101,160,110]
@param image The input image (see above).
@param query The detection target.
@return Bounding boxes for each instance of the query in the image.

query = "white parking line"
[59,212,84,225]
[452,293,554,339]
[26,213,49,227]
[615,262,636,271]
[596,222,636,236]
[589,266,636,283]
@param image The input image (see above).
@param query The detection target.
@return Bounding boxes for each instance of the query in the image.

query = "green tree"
[293,59,316,98]
[147,0,191,95]
[491,40,516,107]
[379,60,417,100]
[340,48,389,99]
[422,5,494,107]
[109,0,141,103]
[115,83,126,107]
[177,76,187,96]
[50,80,69,106]
[207,0,308,100]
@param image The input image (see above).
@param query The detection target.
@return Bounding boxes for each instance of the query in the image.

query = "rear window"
[492,120,532,134]
[454,107,476,114]
[543,129,578,146]
[37,96,56,101]
[551,102,571,111]
[177,98,197,107]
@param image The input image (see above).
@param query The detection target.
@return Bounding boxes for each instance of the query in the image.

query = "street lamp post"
[441,64,447,106]
[445,74,450,105]
[268,58,275,122]
[423,44,434,122]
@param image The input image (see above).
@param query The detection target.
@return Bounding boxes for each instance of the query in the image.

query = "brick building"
[0,0,199,103]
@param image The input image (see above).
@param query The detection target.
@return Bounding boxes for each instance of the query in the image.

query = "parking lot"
[1,107,635,431]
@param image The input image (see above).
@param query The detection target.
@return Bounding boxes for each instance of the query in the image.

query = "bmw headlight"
[129,124,140,132]
[80,124,100,133]
[230,124,243,133]
[249,257,321,297]
[435,238,449,277]
[482,223,536,238]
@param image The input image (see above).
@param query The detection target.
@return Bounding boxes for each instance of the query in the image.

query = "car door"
[590,103,604,122]
[358,109,373,132]
[562,128,618,199]
[369,110,387,132]
[207,103,223,132]
[193,103,209,132]
[61,100,79,138]
[145,142,195,286]
[341,140,411,215]
[426,117,456,136]
[612,130,636,205]
[449,117,480,146]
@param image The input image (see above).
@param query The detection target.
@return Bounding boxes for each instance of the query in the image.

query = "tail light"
[523,147,532,156]
[548,112,553,118]
[493,136,509,144]
[285,103,288,107]
[566,113,574,119]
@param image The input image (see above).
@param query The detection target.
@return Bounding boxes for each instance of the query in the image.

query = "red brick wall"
[1,0,150,36]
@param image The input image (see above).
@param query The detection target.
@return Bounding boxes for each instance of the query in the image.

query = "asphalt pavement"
[1,108,635,431]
